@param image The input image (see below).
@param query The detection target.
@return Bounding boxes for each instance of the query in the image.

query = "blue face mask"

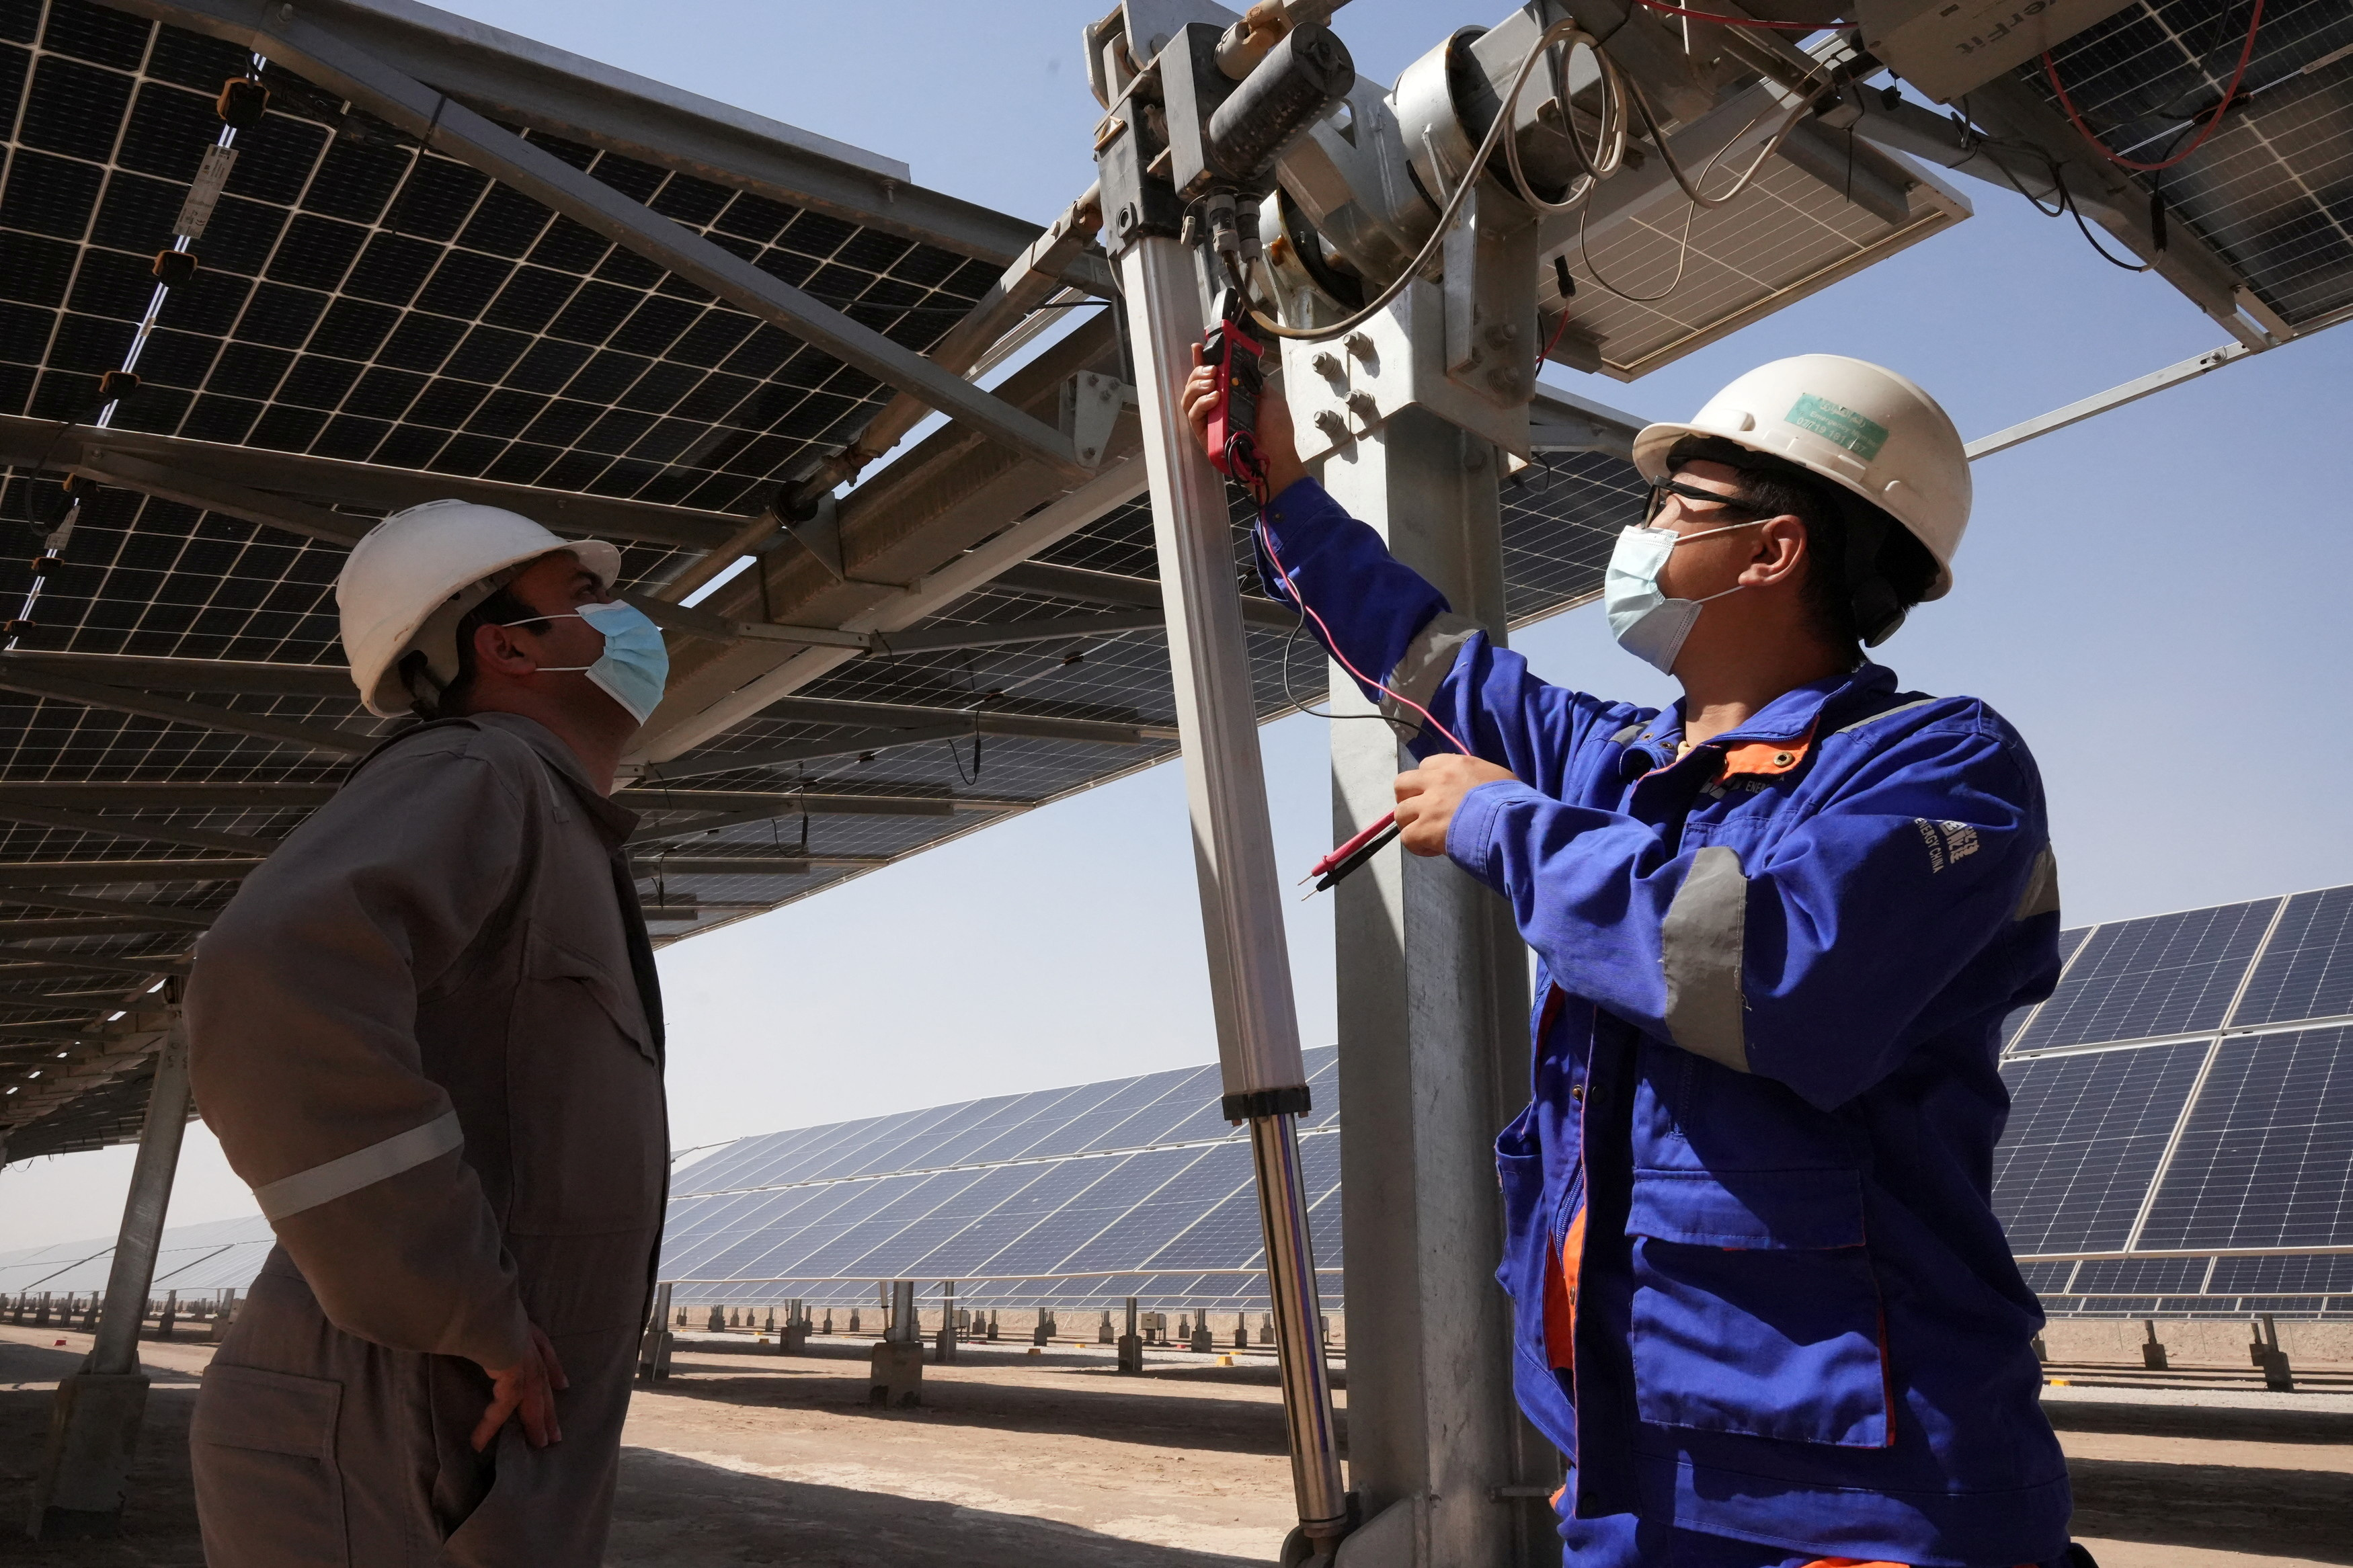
[1602,519,1762,675]
[521,600,670,725]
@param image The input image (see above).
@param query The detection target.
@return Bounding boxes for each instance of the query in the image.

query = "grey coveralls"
[186,712,666,1566]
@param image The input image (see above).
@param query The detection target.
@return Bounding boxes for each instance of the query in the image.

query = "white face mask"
[1603,518,1763,675]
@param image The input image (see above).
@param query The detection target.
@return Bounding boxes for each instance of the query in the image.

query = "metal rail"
[1118,230,1349,1552]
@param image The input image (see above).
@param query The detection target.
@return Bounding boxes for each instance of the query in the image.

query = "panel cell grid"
[2137,1025,2353,1252]
[2233,884,2353,1028]
[2009,899,2277,1053]
[1992,1040,2209,1255]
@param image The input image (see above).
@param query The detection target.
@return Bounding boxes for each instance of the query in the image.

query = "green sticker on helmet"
[1786,393,1889,461]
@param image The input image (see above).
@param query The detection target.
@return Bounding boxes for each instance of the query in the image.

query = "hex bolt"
[1314,410,1350,441]
[1310,352,1343,380]
[1346,390,1379,423]
[1343,331,1375,360]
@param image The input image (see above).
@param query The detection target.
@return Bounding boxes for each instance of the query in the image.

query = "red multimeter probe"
[1202,286,1266,486]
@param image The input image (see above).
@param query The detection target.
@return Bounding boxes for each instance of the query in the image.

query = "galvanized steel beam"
[0,415,745,551]
[69,453,370,549]
[0,802,281,857]
[0,666,380,757]
[1322,407,1552,1568]
[0,862,264,889]
[0,891,216,929]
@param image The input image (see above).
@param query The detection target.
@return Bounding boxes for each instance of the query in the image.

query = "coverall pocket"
[190,1364,348,1566]
[1625,1167,1890,1448]
[1493,1113,1548,1306]
[507,938,666,1236]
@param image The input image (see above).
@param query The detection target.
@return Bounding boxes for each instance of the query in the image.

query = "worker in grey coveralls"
[188,499,674,1565]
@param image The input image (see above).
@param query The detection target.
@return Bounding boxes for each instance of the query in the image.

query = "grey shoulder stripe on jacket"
[254,1110,464,1222]
[1831,696,1940,735]
[1661,845,1750,1073]
[1380,612,1485,741]
[2013,844,2061,920]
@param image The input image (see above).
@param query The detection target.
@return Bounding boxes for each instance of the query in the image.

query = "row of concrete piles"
[630,1283,1339,1409]
[5,1288,239,1344]
[2027,1313,2305,1391]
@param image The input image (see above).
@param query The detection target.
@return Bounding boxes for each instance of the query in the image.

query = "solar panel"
[2208,1252,2353,1295]
[2135,1024,2353,1252]
[2007,897,2278,1051]
[2232,884,2353,1028]
[2069,1255,2212,1294]
[2027,0,2353,331]
[1992,1039,2209,1255]
[0,0,997,506]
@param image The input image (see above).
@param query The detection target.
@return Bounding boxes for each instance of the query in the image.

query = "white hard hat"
[1632,354,1970,599]
[337,499,623,718]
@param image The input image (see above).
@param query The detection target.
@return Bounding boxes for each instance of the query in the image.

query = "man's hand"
[1394,753,1516,857]
[473,1321,567,1452]
[1181,343,1308,497]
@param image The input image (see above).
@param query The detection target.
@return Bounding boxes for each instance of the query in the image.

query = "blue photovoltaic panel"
[1059,1143,1250,1274]
[2137,1026,2353,1252]
[788,1168,996,1280]
[880,1162,1062,1278]
[2001,923,2092,1050]
[1016,1067,1195,1159]
[2015,1261,2075,1294]
[976,1149,1186,1277]
[2070,1256,2211,1294]
[1991,1040,2208,1254]
[2232,885,2353,1028]
[1088,1065,1228,1151]
[2010,899,2278,1052]
[2209,1253,2353,1295]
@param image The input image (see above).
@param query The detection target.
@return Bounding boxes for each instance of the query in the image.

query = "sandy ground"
[0,1323,2347,1566]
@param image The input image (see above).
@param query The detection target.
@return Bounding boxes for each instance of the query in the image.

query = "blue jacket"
[1258,479,2070,1565]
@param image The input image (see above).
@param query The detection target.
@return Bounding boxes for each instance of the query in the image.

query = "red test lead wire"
[1248,481,1488,895]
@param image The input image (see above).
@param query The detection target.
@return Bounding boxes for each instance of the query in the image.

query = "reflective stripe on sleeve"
[2013,844,2061,920]
[1379,612,1484,741]
[1661,845,1750,1072]
[1831,696,1938,735]
[253,1109,464,1222]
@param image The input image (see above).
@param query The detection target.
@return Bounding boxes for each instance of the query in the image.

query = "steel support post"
[26,1018,190,1538]
[1117,233,1347,1555]
[1319,407,1550,1568]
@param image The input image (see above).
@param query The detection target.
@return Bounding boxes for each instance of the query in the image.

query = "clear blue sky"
[5,0,2347,1247]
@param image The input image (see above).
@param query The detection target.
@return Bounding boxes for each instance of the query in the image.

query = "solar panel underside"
[0,0,1649,1160]
[2024,0,2353,331]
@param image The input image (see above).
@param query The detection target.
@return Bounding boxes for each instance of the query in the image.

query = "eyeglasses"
[1644,476,1763,526]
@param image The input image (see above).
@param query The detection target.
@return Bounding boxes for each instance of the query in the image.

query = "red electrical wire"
[1539,305,1578,364]
[1230,434,1474,757]
[1631,1,1840,32]
[2043,0,2264,173]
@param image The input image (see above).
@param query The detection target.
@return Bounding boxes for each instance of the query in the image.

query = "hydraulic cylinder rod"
[1119,231,1348,1551]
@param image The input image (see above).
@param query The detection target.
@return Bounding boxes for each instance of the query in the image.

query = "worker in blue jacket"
[1184,353,2077,1568]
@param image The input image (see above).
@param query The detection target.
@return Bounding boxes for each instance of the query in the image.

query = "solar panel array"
[2025,0,2353,333]
[1997,881,2353,1317]
[0,1048,1349,1311]
[656,1045,1344,1311]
